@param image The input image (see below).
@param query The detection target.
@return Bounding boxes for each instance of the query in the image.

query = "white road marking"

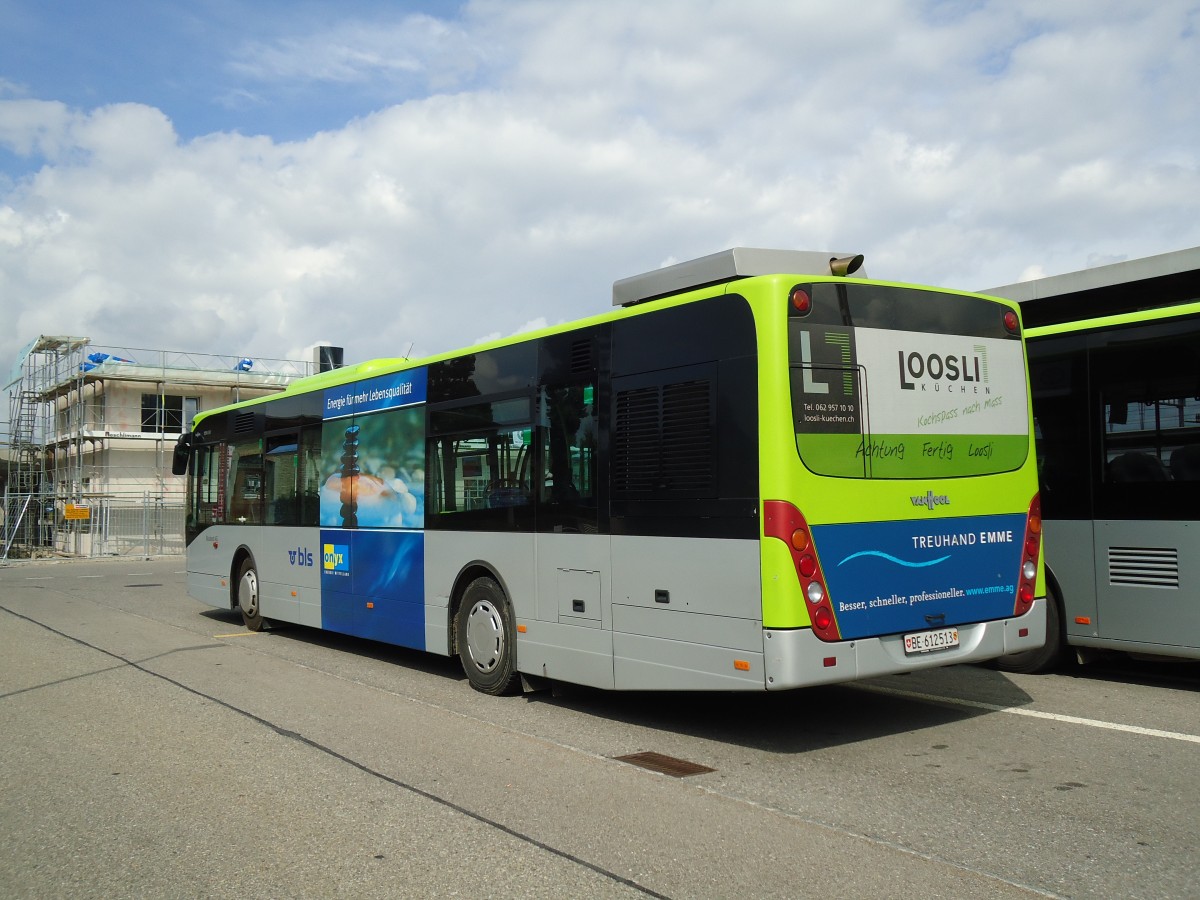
[860,683,1200,744]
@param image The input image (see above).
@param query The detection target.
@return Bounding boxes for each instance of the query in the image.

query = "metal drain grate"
[613,751,715,777]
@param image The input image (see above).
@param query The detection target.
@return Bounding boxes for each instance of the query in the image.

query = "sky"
[2,0,1199,383]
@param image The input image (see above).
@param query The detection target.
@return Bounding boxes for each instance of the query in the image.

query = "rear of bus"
[757,276,1046,687]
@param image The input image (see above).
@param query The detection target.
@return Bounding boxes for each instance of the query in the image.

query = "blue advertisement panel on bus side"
[317,366,428,649]
[812,512,1027,639]
[320,530,425,649]
[323,368,428,419]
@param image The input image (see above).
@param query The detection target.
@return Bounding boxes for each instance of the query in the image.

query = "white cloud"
[1,0,1198,384]
[228,13,482,90]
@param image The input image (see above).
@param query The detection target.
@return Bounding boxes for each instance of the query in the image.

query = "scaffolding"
[3,336,313,559]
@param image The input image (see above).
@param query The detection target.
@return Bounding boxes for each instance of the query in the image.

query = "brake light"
[764,500,841,641]
[1003,309,1021,335]
[790,287,812,315]
[1014,494,1041,616]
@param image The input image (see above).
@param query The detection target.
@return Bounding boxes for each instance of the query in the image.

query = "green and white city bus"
[174,248,1045,693]
[988,247,1200,672]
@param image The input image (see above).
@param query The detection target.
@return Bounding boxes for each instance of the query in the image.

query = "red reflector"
[1019,627,1029,638]
[791,288,812,314]
[823,657,837,668]
[1003,309,1020,334]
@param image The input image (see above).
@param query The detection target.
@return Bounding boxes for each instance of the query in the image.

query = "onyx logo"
[288,547,314,566]
[898,345,988,392]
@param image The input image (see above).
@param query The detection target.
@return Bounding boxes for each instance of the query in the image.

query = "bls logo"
[288,547,314,567]
[323,543,350,573]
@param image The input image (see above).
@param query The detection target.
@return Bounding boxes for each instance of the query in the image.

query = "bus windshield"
[788,282,1029,479]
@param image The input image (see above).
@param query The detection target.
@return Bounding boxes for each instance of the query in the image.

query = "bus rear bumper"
[764,598,1047,689]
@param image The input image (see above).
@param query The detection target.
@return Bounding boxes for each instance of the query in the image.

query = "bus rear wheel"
[456,577,518,695]
[236,558,267,632]
[995,585,1062,674]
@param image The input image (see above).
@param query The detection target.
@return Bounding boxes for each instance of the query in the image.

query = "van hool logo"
[910,490,951,509]
[899,344,989,393]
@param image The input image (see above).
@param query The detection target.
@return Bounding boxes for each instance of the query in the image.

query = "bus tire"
[994,585,1063,674]
[236,557,267,632]
[456,577,518,695]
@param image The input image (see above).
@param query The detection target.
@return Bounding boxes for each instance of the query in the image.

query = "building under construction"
[3,337,317,559]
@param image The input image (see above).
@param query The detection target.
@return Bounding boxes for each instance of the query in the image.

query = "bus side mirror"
[172,433,194,476]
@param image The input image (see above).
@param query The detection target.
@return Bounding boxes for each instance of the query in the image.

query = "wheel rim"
[463,599,504,673]
[239,569,259,618]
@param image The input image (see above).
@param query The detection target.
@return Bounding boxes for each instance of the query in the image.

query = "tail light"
[764,500,841,641]
[1003,308,1021,335]
[1014,494,1041,616]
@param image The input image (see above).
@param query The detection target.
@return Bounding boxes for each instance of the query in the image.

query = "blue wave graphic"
[837,550,950,568]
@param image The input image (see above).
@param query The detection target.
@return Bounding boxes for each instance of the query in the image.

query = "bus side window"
[190,443,223,528]
[264,434,300,525]
[1096,335,1200,483]
[298,426,323,526]
[426,396,534,528]
[538,384,598,532]
[226,438,264,524]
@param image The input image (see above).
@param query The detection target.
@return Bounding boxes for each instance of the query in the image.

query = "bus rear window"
[788,283,1029,479]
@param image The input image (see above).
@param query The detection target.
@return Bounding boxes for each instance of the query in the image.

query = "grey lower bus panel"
[260,526,323,627]
[611,604,765,689]
[1049,517,1200,657]
[425,531,768,690]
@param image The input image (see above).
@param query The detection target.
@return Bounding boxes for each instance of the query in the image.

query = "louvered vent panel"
[614,387,661,493]
[661,380,712,492]
[1108,547,1179,589]
[233,411,256,435]
[570,339,594,376]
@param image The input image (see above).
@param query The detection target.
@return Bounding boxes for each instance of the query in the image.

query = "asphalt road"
[2,557,1197,898]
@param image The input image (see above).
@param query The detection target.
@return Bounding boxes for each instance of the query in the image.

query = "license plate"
[904,626,960,655]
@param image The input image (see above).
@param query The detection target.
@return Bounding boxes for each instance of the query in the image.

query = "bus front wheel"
[456,577,518,695]
[236,558,267,632]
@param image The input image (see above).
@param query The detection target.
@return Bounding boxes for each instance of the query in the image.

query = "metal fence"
[2,492,184,559]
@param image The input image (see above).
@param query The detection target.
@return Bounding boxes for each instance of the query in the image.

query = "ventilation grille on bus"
[613,378,713,496]
[1108,546,1179,589]
[233,411,257,435]
[614,387,660,493]
[661,381,713,492]
[570,339,594,376]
